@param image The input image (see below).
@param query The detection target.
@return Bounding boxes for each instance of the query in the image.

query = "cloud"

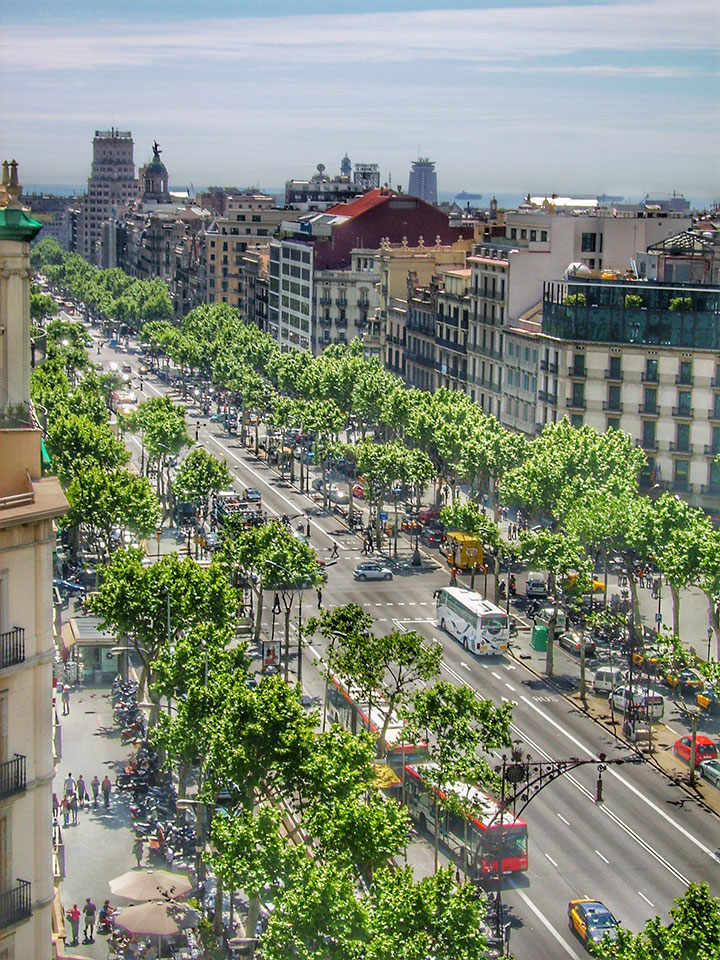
[2,0,717,72]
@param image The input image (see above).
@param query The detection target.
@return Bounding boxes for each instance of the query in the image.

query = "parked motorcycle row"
[112,676,146,743]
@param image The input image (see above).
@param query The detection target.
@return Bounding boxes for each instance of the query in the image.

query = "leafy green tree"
[45,413,129,485]
[125,395,190,509]
[591,882,720,960]
[440,501,506,599]
[173,447,231,527]
[62,467,159,566]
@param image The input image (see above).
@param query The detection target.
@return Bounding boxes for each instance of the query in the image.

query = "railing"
[701,483,720,496]
[0,879,32,929]
[602,401,623,413]
[0,755,26,800]
[0,628,25,669]
[672,481,693,494]
[709,409,720,421]
[638,403,659,416]
[318,295,331,305]
[604,368,623,381]
[641,371,659,383]
[357,298,370,309]
[675,374,694,386]
[704,444,720,457]
[435,335,467,354]
[568,367,586,378]
[636,437,658,451]
[566,397,586,410]
[669,442,693,454]
[336,316,348,326]
[540,360,558,373]
[538,390,558,405]
[672,406,693,419]
[335,297,347,307]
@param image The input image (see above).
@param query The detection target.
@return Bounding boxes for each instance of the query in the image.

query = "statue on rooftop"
[152,141,162,160]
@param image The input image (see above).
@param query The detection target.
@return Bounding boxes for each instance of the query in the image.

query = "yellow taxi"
[568,898,618,949]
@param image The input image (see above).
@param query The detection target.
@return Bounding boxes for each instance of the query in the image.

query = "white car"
[526,572,548,597]
[353,561,393,582]
[609,685,664,720]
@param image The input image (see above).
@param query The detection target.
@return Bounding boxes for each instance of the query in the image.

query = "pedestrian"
[306,520,311,538]
[330,542,339,559]
[361,539,368,555]
[62,684,70,715]
[61,795,70,827]
[77,774,87,809]
[317,588,323,609]
[91,775,100,807]
[83,897,97,943]
[52,792,59,820]
[70,791,79,825]
[64,771,76,796]
[66,904,81,946]
[101,774,112,809]
[133,836,144,868]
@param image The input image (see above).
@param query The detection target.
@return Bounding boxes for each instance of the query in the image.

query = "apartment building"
[238,246,270,333]
[0,162,68,959]
[314,251,379,352]
[77,129,139,264]
[284,163,362,211]
[407,158,438,206]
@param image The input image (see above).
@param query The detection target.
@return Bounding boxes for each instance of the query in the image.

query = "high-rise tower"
[408,158,438,206]
[78,128,138,262]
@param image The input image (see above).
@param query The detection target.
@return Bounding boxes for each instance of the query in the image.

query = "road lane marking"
[397,602,405,606]
[460,662,471,672]
[492,671,502,679]
[557,814,570,826]
[638,891,654,907]
[508,880,581,960]
[595,850,609,863]
[520,695,720,868]
[544,853,558,867]
[505,683,516,691]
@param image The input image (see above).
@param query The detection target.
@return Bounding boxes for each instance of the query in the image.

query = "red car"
[418,506,441,525]
[673,735,718,767]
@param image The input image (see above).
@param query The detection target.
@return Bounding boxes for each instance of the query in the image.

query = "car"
[353,561,393,582]
[673,735,718,767]
[209,411,228,423]
[352,483,365,499]
[421,528,446,547]
[138,364,149,375]
[418,506,441,525]
[525,572,548,597]
[121,362,132,374]
[665,668,704,692]
[329,488,349,505]
[568,899,618,948]
[558,630,596,657]
[243,487,262,503]
[700,758,720,787]
[609,685,664,720]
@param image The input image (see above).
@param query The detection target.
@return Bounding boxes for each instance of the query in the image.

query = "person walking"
[361,538,368,556]
[101,774,112,809]
[330,542,339,559]
[306,520,311,539]
[61,795,70,827]
[70,791,79,825]
[90,775,100,807]
[77,775,87,809]
[64,771,76,797]
[61,685,71,715]
[316,588,323,610]
[66,904,81,946]
[83,897,97,943]
[133,836,144,868]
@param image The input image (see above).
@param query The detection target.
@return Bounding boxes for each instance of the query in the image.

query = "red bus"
[325,675,427,769]
[404,763,528,876]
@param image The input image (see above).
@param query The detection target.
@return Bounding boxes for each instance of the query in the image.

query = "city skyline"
[2,0,718,198]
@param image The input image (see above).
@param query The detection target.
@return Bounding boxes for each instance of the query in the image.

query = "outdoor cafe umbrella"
[115,900,199,952]
[109,868,193,902]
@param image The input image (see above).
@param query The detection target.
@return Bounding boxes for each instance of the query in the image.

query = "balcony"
[0,628,25,670]
[0,879,31,929]
[568,367,586,379]
[357,298,370,309]
[540,359,558,374]
[641,371,659,383]
[669,442,694,455]
[0,755,26,800]
[435,335,467,354]
[335,297,347,307]
[675,374,694,386]
[701,483,720,497]
[605,368,624,381]
[602,401,623,413]
[704,445,720,457]
[336,316,348,327]
[318,316,331,326]
[636,437,658,451]
[709,409,720,422]
[354,318,368,328]
[538,389,558,405]
[672,406,694,419]
[566,396,586,410]
[638,403,660,416]
[318,295,332,306]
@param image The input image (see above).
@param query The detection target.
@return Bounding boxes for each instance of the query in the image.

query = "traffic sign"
[155,528,163,541]
[379,511,388,521]
[655,612,662,623]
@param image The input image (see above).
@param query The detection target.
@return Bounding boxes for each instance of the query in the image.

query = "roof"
[0,205,43,242]
[647,230,720,255]
[324,188,396,219]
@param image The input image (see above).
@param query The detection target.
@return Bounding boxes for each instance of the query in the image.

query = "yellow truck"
[445,532,483,571]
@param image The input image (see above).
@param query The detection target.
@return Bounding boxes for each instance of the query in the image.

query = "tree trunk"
[213,876,224,936]
[670,582,681,638]
[253,585,264,646]
[283,603,292,683]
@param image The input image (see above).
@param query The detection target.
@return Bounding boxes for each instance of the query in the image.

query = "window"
[530,230,537,242]
[645,358,658,382]
[607,384,621,411]
[608,355,622,379]
[510,228,517,239]
[677,390,692,416]
[678,360,692,384]
[644,387,657,413]
[674,460,690,492]
[572,353,585,376]
[607,418,620,431]
[714,394,720,420]
[571,413,584,428]
[676,422,690,452]
[642,420,656,448]
[581,232,596,252]
[520,229,527,240]
[571,383,585,408]
[712,427,720,456]
[541,230,548,242]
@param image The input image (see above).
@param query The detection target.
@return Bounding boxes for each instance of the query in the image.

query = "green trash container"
[530,624,548,652]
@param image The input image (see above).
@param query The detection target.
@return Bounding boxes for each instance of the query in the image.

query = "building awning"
[60,623,76,651]
[41,437,51,468]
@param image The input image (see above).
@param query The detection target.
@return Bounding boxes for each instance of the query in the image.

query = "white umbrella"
[109,868,192,902]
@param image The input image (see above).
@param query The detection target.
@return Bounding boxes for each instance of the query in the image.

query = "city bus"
[404,763,529,877]
[325,675,427,769]
[435,586,510,655]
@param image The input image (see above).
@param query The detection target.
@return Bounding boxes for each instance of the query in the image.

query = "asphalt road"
[86,325,720,959]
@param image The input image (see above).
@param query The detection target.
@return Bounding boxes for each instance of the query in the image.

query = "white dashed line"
[460,662,471,672]
[595,850,609,864]
[505,683,516,691]
[492,671,502,679]
[638,892,654,908]
[557,814,570,826]
[544,853,558,867]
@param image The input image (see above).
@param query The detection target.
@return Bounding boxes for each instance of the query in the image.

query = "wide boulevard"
[92,327,720,960]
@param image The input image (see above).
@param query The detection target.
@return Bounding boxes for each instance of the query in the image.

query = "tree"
[403,681,512,871]
[591,882,720,960]
[125,396,190,510]
[173,447,231,539]
[62,467,160,566]
[45,413,129,485]
[440,501,506,599]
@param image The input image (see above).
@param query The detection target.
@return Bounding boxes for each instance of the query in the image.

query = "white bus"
[435,586,510,655]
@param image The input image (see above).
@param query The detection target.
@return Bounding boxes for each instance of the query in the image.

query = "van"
[534,605,567,633]
[445,532,482,571]
[593,665,628,695]
[609,685,664,720]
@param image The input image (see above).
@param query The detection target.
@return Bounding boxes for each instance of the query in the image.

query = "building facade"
[407,158,438,206]
[0,162,68,960]
[77,129,138,264]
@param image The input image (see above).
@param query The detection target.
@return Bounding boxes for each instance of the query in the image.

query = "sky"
[1,0,719,200]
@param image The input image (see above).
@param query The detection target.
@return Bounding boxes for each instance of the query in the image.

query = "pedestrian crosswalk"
[361,601,429,607]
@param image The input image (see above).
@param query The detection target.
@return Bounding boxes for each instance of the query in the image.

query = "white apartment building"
[268,238,314,352]
[314,250,379,353]
[0,164,68,959]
